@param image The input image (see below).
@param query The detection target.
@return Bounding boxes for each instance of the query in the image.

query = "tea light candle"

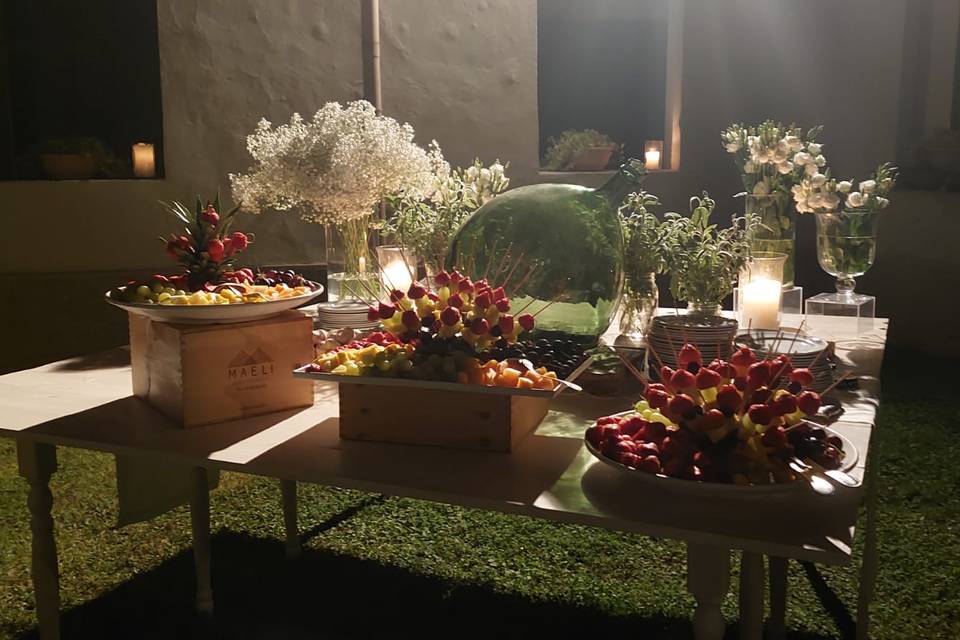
[131,143,155,178]
[644,148,661,170]
[643,139,663,171]
[740,278,781,330]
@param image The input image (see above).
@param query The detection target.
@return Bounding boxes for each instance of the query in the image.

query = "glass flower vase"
[745,192,795,287]
[814,210,880,298]
[619,273,658,339]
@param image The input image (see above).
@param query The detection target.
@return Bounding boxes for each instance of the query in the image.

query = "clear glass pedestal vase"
[619,273,658,340]
[805,210,881,321]
[745,192,795,287]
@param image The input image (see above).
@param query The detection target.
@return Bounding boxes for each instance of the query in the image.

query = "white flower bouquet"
[792,162,897,214]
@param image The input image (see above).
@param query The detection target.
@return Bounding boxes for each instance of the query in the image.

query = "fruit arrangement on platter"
[303,270,562,391]
[585,343,845,486]
[107,195,320,308]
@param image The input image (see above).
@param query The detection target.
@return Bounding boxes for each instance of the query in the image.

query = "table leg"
[280,479,300,559]
[189,467,213,615]
[767,556,788,640]
[687,543,730,640]
[17,442,60,640]
[739,552,764,640]
[856,444,881,640]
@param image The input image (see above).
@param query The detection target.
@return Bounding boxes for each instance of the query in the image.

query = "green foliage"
[661,192,761,309]
[32,136,128,178]
[543,129,616,171]
[618,190,666,289]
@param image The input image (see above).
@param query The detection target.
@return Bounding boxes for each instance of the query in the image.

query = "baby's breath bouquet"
[383,145,510,275]
[721,120,824,286]
[230,100,435,274]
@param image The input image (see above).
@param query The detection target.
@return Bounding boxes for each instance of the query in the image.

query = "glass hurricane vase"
[814,210,880,297]
[745,192,795,287]
[619,273,658,339]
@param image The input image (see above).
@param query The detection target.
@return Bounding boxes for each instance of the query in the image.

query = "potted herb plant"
[661,192,760,317]
[618,188,666,338]
[543,129,620,171]
[35,137,122,180]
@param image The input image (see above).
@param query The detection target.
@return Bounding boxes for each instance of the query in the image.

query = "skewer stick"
[615,349,649,388]
[489,243,514,284]
[769,328,785,357]
[481,237,501,281]
[508,262,540,297]
[808,344,829,370]
[395,245,417,284]
[514,295,540,316]
[500,253,526,291]
[531,296,563,318]
[661,328,678,366]
[645,339,666,370]
[818,371,853,397]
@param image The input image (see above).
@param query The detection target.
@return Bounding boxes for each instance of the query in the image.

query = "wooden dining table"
[0,311,888,640]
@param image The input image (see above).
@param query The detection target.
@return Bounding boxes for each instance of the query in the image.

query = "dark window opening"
[537,0,669,170]
[0,0,164,181]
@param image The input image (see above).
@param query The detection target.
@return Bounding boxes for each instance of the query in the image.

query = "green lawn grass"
[1,350,957,639]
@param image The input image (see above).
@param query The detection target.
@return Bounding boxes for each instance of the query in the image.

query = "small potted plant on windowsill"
[34,137,122,180]
[543,129,620,172]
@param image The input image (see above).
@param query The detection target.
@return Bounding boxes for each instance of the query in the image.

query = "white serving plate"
[584,411,857,496]
[105,287,324,325]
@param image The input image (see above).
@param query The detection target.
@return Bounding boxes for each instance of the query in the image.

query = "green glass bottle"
[448,160,645,344]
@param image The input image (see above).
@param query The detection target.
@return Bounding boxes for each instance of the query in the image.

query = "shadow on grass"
[13,529,857,640]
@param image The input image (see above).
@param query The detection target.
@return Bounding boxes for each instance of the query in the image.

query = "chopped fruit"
[695,367,722,389]
[790,368,815,387]
[667,394,696,419]
[367,306,380,323]
[378,301,396,319]
[407,282,428,299]
[518,314,536,332]
[797,390,822,415]
[731,346,756,374]
[747,403,773,426]
[440,306,461,326]
[747,361,771,388]
[716,384,741,413]
[671,368,697,391]
[678,343,703,368]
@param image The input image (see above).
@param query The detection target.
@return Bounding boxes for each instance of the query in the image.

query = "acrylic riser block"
[805,292,876,336]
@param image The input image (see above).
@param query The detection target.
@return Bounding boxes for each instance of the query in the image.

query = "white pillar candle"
[644,148,661,170]
[740,278,781,330]
[382,259,413,294]
[131,143,155,178]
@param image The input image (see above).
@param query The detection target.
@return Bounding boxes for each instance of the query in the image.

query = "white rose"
[479,167,492,183]
[753,181,770,196]
[807,143,822,155]
[811,173,827,187]
[725,142,741,153]
[875,197,889,208]
[836,180,852,193]
[793,151,813,166]
[776,161,794,174]
[846,192,865,208]
[808,193,824,210]
[464,165,480,181]
[772,142,789,163]
[859,179,877,194]
[821,193,840,211]
[815,155,826,167]
[743,160,755,173]
[784,135,802,152]
[805,163,818,176]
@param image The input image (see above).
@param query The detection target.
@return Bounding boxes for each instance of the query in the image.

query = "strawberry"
[797,390,822,415]
[618,452,641,468]
[790,368,815,387]
[708,359,737,379]
[449,271,464,285]
[751,386,772,405]
[698,408,726,431]
[644,421,667,442]
[747,361,771,388]
[401,309,421,330]
[659,436,688,461]
[389,289,405,303]
[447,293,465,308]
[659,366,676,388]
[637,456,662,474]
[585,425,604,447]
[474,291,492,309]
[407,282,427,299]
[667,393,696,418]
[695,367,722,389]
[366,307,380,323]
[458,278,475,294]
[377,301,396,319]
[645,388,670,410]
[770,354,793,380]
[433,270,451,286]
[496,298,510,313]
[747,403,773,425]
[619,416,647,437]
[731,346,756,375]
[678,343,702,368]
[771,393,798,416]
[671,368,697,391]
[636,442,660,458]
[761,425,788,448]
[470,317,490,335]
[440,306,461,326]
[498,314,515,335]
[491,286,506,301]
[517,314,535,331]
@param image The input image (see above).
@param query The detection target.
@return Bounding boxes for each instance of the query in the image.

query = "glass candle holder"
[739,252,786,330]
[376,245,417,296]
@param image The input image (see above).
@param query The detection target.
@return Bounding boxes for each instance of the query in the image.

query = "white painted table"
[0,313,888,640]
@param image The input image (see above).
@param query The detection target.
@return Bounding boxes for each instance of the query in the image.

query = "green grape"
[135,285,151,299]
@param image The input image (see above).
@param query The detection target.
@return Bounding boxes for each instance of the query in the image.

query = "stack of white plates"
[304,301,380,332]
[735,329,833,392]
[647,315,739,369]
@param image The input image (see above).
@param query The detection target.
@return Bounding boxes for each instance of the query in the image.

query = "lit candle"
[382,259,413,294]
[644,148,661,170]
[740,278,782,330]
[131,143,155,178]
